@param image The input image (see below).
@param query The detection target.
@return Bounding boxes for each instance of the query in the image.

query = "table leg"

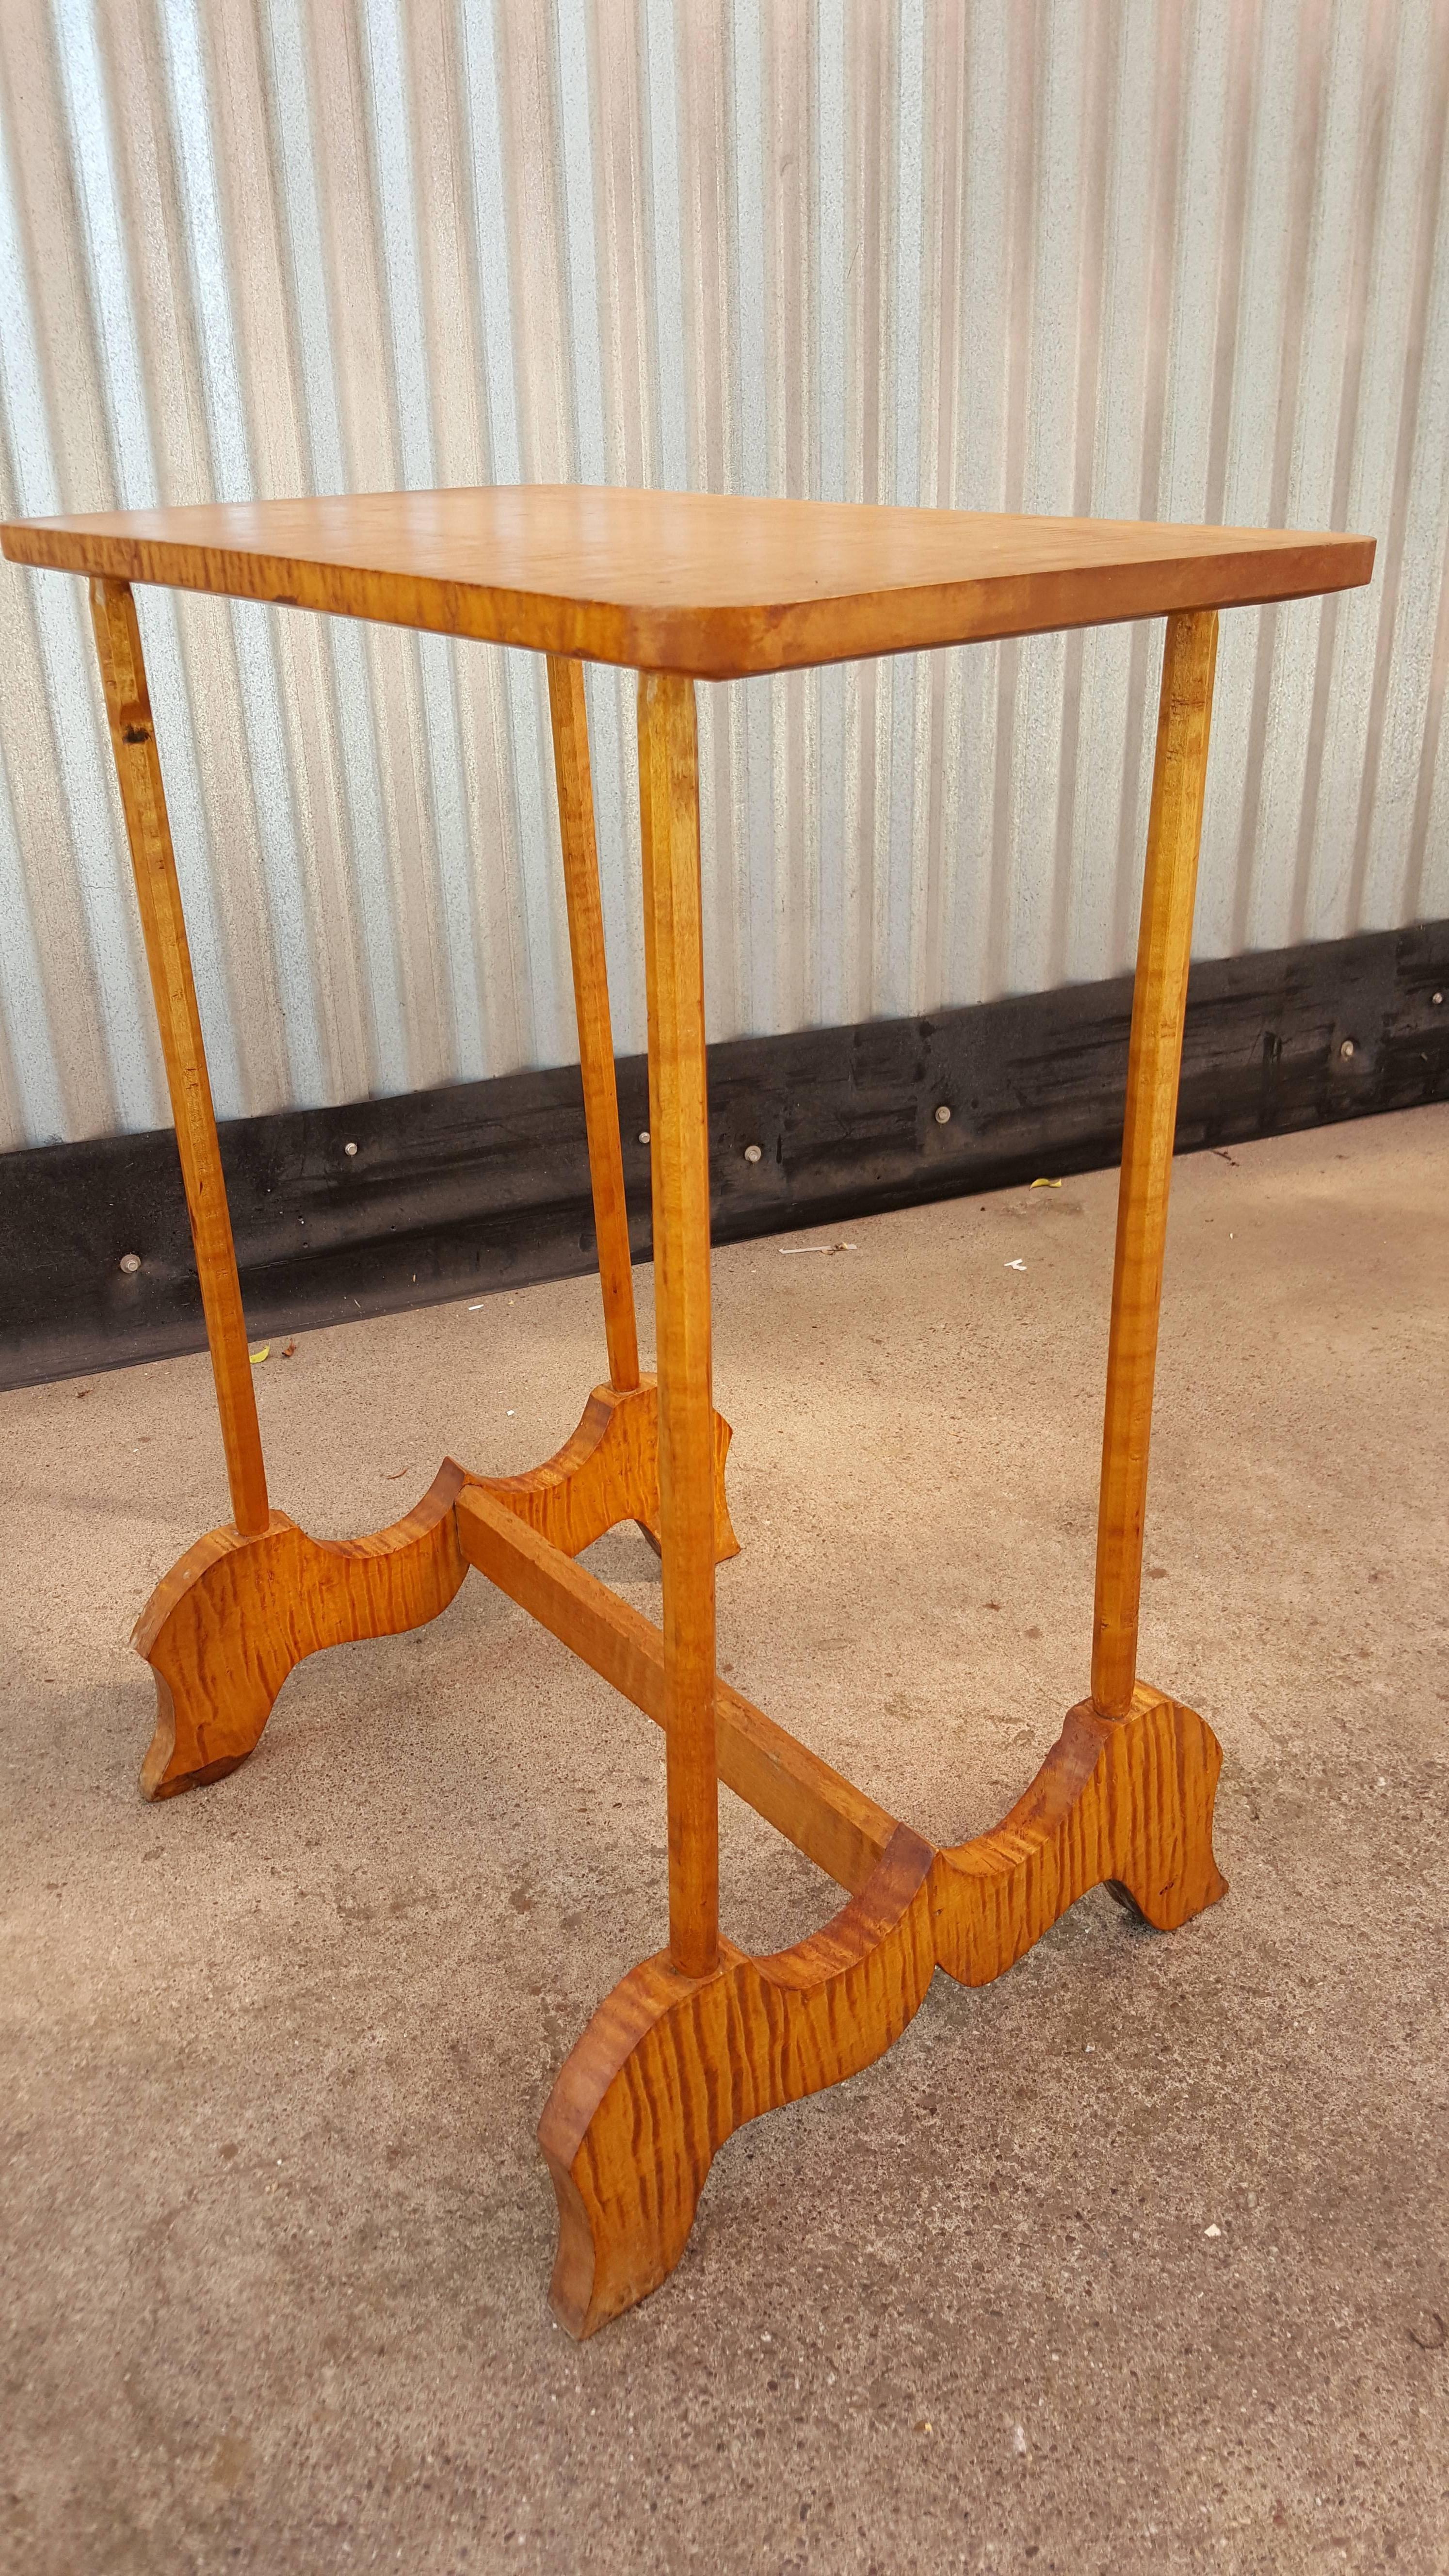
[90,579,269,1537]
[98,580,466,1797]
[546,655,641,1393]
[1092,609,1218,1721]
[110,604,733,1802]
[532,634,1228,2337]
[636,672,720,1978]
[934,604,1227,1983]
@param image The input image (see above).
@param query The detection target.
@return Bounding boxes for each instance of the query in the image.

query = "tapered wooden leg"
[547,655,641,1394]
[90,578,268,1537]
[1092,611,1218,1719]
[637,672,719,1980]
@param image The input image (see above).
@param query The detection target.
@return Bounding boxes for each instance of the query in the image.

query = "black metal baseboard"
[2,920,1445,1392]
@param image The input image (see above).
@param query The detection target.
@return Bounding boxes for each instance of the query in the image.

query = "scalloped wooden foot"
[538,1687,1225,2335]
[477,1375,739,1564]
[538,1824,936,2337]
[135,1379,740,1799]
[136,1464,470,1798]
[929,1687,1227,1985]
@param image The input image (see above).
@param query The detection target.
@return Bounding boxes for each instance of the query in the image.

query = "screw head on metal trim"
[638,1130,650,1146]
[1339,1038,1355,1060]
[344,1140,358,1156]
[744,1143,763,1163]
[934,1103,952,1125]
[119,1252,141,1273]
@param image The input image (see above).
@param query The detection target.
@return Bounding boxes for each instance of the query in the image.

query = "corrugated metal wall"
[0,0,1446,1153]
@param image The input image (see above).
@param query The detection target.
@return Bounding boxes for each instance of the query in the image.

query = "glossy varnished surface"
[637,672,720,1973]
[2,486,1372,676]
[1093,610,1219,1716]
[133,1379,741,1804]
[546,655,640,1394]
[539,1689,1225,2335]
[89,580,269,1537]
[30,489,1252,2342]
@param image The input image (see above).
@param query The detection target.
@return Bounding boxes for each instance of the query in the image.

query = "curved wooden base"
[135,1378,738,1799]
[539,1824,937,2337]
[538,1687,1225,2335]
[136,1465,469,1798]
[133,1374,1227,2346]
[479,1374,740,1563]
[930,1687,1228,1984]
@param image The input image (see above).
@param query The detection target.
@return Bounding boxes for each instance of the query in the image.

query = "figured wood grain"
[89,577,269,1537]
[547,653,640,1391]
[2,490,1373,678]
[135,1464,468,1797]
[455,1477,895,1897]
[930,1687,1228,1985]
[537,1683,1226,2333]
[538,1823,937,2335]
[477,1375,738,1563]
[1093,609,1219,1718]
[638,671,719,1978]
[31,501,1256,2346]
[131,1379,736,1801]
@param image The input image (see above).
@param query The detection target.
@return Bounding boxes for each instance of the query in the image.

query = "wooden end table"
[2,489,1372,2335]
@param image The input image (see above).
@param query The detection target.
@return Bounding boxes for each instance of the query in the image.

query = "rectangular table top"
[1,486,1373,680]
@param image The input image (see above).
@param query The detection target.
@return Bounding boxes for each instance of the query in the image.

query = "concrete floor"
[2,1105,1446,2576]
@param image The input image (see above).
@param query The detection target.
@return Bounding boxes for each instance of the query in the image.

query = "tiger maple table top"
[0,485,1373,681]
